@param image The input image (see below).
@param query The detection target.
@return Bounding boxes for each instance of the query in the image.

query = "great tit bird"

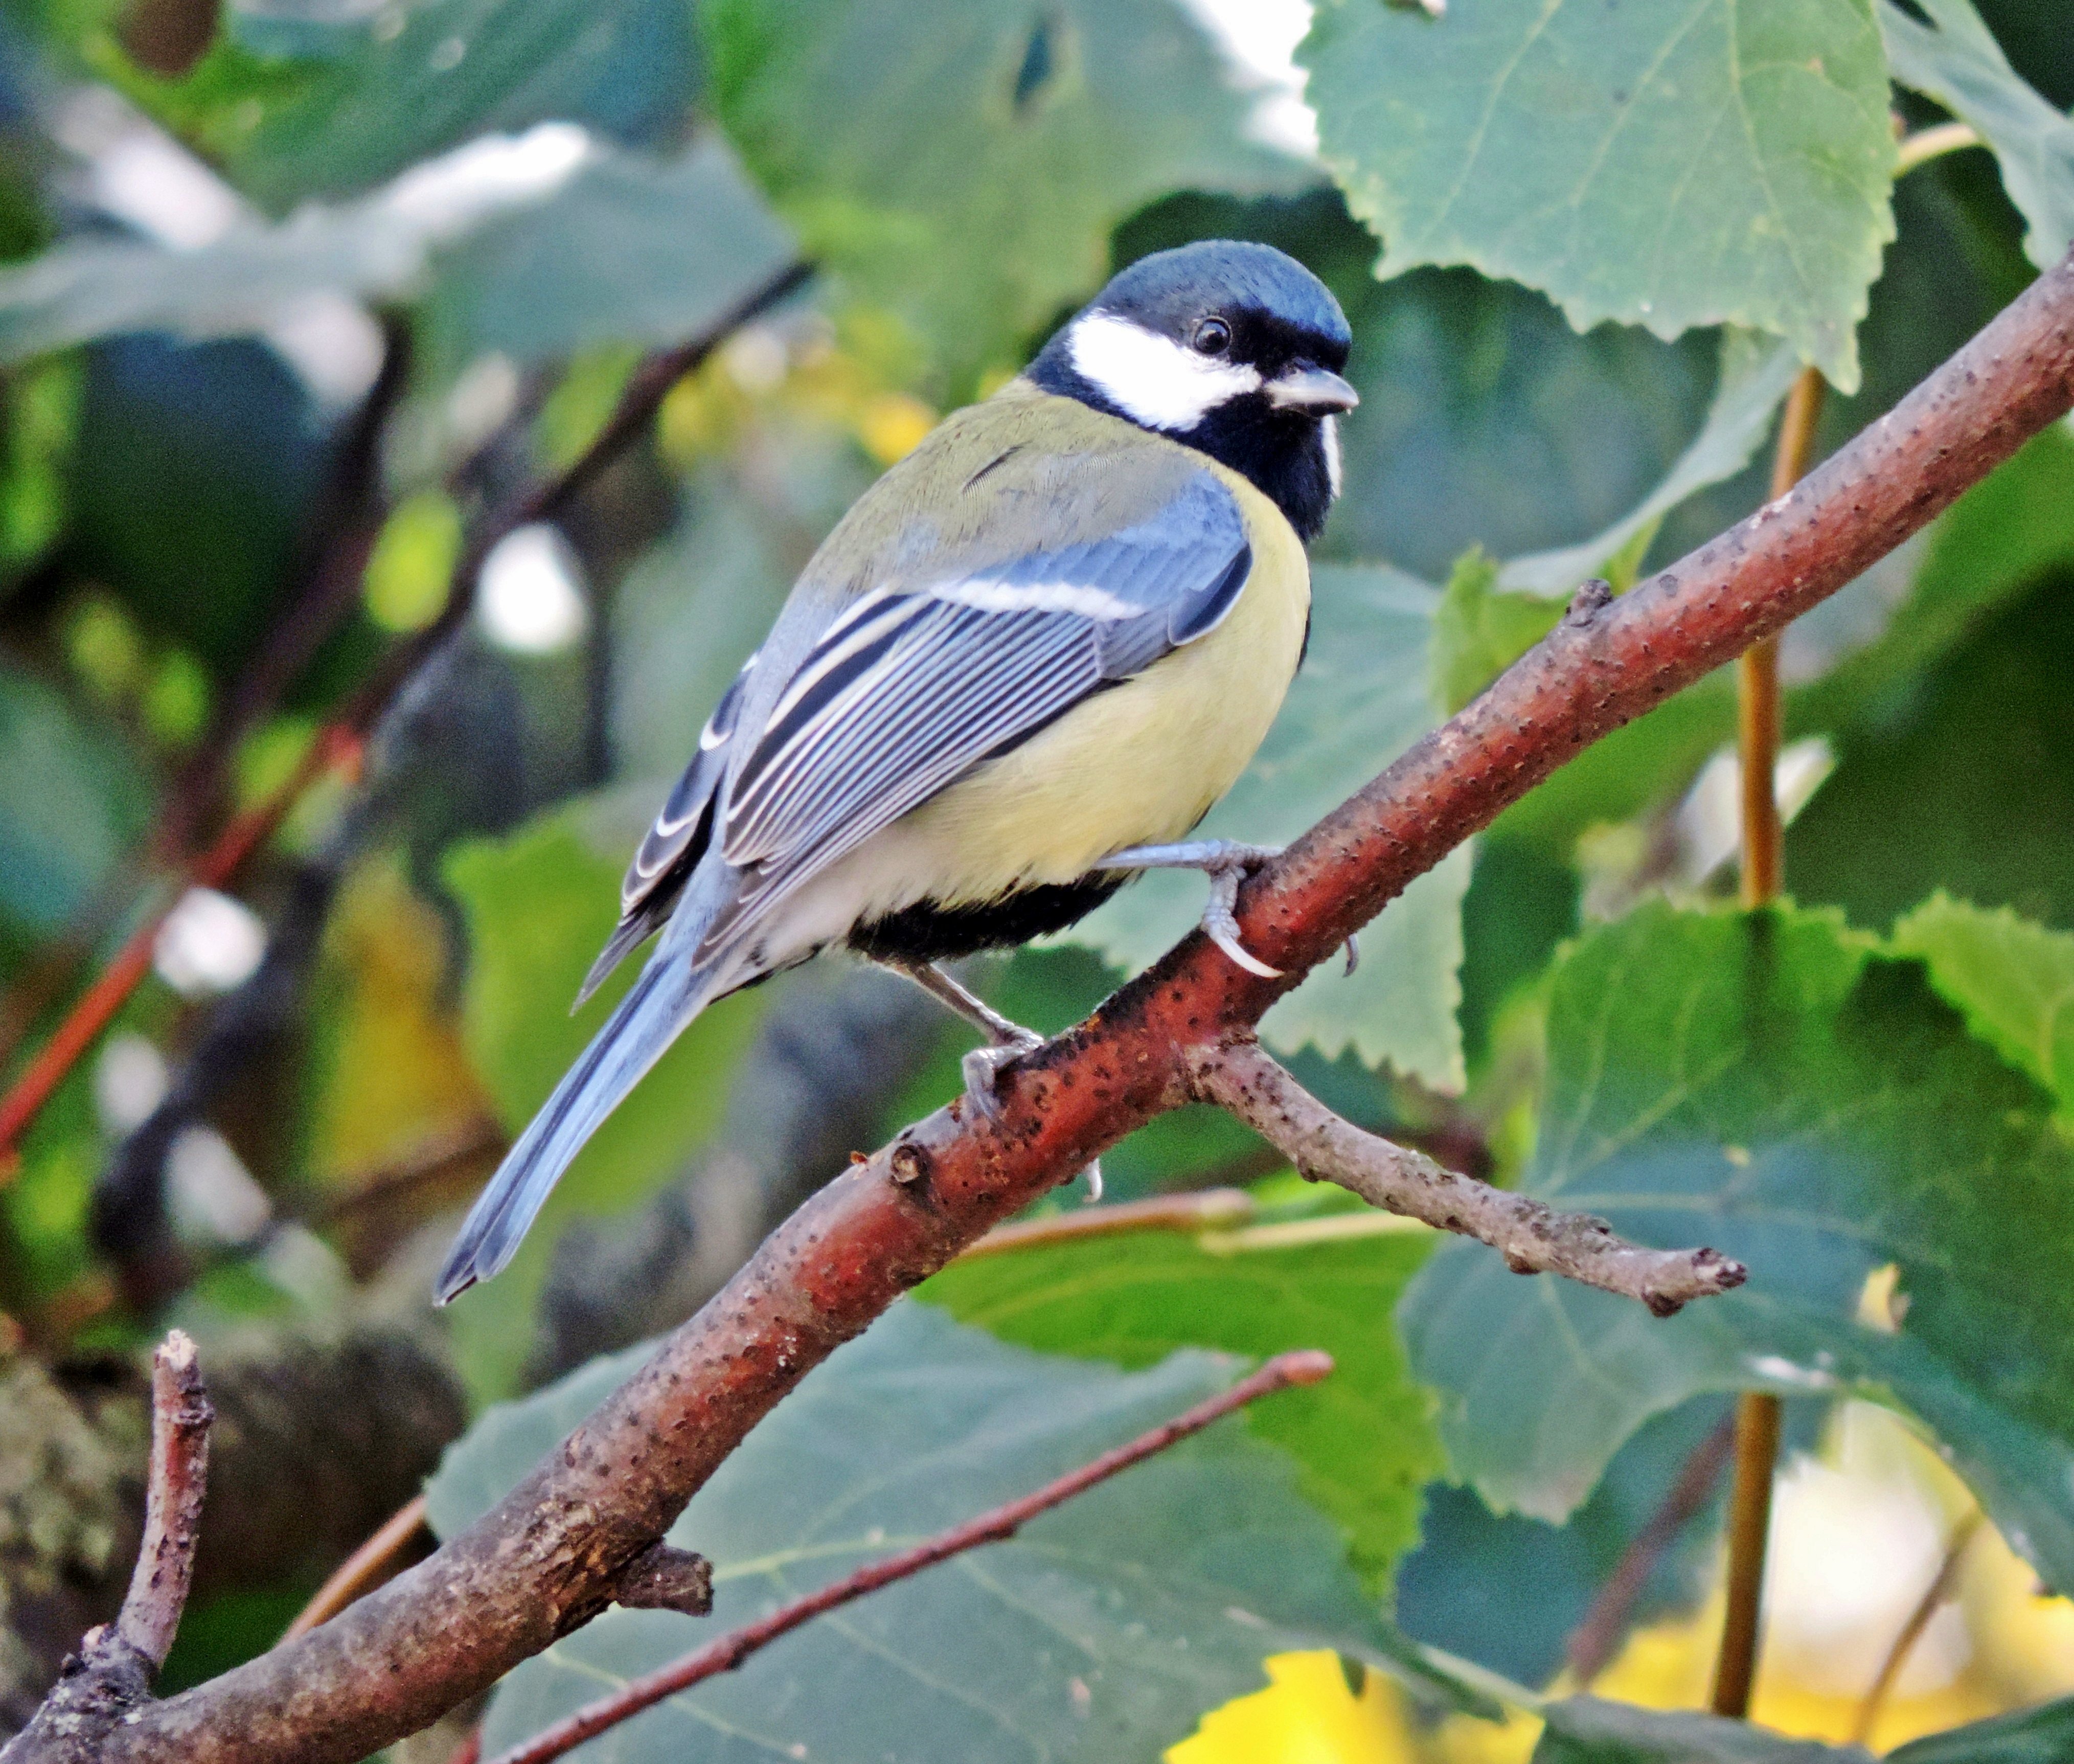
[436,239,1356,1302]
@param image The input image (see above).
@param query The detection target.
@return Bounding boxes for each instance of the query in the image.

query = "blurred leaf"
[362,488,460,633]
[0,355,79,581]
[1324,269,1714,581]
[441,799,766,1400]
[1880,0,2074,269]
[1074,564,1469,1091]
[1889,1696,2074,1763]
[0,134,789,369]
[1399,903,2074,1594]
[217,0,698,207]
[1532,1692,2074,1762]
[1431,549,1560,718]
[1788,563,2074,929]
[921,1217,1445,1590]
[1890,893,2074,1110]
[1532,1697,1870,1762]
[428,1300,1415,1763]
[1301,0,1897,389]
[704,0,1304,381]
[0,657,149,936]
[1501,330,1803,598]
[423,132,799,369]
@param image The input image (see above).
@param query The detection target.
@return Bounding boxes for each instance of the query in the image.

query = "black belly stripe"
[846,875,1127,965]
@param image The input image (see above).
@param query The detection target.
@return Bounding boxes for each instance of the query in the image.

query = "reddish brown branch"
[1188,1041,1743,1315]
[482,1351,1332,1764]
[0,260,810,1169]
[63,248,2074,1764]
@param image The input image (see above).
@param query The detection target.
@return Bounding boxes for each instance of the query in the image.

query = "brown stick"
[482,1352,1333,1764]
[1714,357,1829,1720]
[71,247,2074,1764]
[1849,1508,1982,1746]
[118,1331,217,1671]
[1566,1416,1736,1685]
[1191,1040,1743,1315]
[283,1496,430,1642]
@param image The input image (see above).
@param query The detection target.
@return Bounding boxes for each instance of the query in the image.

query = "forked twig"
[1189,1039,1745,1316]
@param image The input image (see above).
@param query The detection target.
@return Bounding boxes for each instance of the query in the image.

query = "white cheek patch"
[1067,312,1261,432]
[1321,414,1342,499]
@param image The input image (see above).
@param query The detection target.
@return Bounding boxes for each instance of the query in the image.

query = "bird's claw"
[1342,932,1360,977]
[960,1030,1044,1127]
[1098,840,1287,978]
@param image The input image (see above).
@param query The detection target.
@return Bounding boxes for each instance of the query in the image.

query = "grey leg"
[1097,840,1358,981]
[880,960,1103,1201]
[1097,840,1287,978]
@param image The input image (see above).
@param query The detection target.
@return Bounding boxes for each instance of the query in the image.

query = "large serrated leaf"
[920,1217,1445,1591]
[1300,0,1898,390]
[1397,903,2074,1599]
[1071,564,1469,1092]
[426,1301,1407,1763]
[703,0,1304,381]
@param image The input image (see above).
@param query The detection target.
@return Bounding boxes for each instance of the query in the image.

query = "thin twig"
[0,261,811,1170]
[118,1330,216,1671]
[1714,356,1828,1720]
[482,1351,1333,1764]
[1190,1040,1744,1314]
[1895,121,1982,178]
[311,1115,508,1225]
[956,1188,1256,1259]
[282,1495,430,1642]
[1566,1416,1736,1685]
[1849,1508,1983,1746]
[71,246,2074,1764]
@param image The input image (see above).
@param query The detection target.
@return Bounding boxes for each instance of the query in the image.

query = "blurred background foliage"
[0,0,2072,1758]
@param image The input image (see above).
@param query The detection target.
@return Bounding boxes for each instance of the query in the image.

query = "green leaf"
[1069,564,1470,1091]
[1398,902,2074,1596]
[427,1301,1415,1763]
[1891,893,2074,1110]
[1501,329,1804,598]
[1301,0,1898,389]
[1431,549,1562,717]
[1533,1697,1867,1763]
[0,137,792,369]
[703,0,1303,381]
[0,657,149,937]
[422,133,799,370]
[1890,1695,2074,1763]
[218,0,699,208]
[441,799,766,1402]
[1880,0,2074,270]
[1531,1693,2074,1763]
[920,1215,1445,1590]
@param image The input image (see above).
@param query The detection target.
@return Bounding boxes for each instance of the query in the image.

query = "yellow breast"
[841,464,1311,915]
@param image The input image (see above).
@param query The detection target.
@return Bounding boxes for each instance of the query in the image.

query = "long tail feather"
[435,958,714,1303]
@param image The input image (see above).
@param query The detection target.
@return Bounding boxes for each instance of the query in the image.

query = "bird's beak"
[1265,365,1359,414]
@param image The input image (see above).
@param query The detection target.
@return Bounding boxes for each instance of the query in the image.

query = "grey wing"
[703,470,1251,955]
[575,657,754,1005]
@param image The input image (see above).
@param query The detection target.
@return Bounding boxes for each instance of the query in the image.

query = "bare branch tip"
[612,1543,715,1617]
[1268,1350,1335,1388]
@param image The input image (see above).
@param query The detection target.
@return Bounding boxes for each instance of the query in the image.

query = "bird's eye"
[1192,318,1232,356]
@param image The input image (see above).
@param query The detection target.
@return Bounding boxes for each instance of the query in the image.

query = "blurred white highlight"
[480,525,590,654]
[154,887,268,998]
[1176,0,1319,159]
[168,1125,272,1246]
[95,1033,170,1136]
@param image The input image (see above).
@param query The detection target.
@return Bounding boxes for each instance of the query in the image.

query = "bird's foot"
[1099,840,1286,978]
[958,1032,1104,1202]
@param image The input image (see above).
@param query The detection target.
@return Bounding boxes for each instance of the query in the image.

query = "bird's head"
[1027,240,1356,541]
